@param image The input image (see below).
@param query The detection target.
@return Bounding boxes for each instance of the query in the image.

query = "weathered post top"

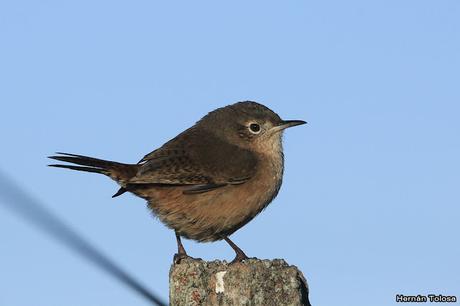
[169,258,311,306]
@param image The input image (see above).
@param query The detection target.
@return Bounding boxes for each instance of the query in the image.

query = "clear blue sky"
[1,1,459,305]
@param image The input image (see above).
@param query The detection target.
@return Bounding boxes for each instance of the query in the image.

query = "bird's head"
[197,101,306,153]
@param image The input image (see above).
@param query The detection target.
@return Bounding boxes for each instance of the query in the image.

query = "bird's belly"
[146,175,281,242]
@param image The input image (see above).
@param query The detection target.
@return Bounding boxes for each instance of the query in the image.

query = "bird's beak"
[279,120,307,129]
[271,120,307,133]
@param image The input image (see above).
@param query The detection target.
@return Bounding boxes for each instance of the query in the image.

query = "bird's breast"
[146,153,284,242]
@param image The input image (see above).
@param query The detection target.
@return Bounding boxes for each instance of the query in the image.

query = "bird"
[49,101,306,263]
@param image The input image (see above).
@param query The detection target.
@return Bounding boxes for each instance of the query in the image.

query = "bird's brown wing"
[129,128,258,193]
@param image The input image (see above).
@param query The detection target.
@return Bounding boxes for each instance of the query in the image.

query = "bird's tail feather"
[48,152,138,184]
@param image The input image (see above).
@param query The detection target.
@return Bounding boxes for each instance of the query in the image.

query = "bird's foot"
[173,252,190,264]
[173,253,202,264]
[223,236,251,264]
[229,252,250,264]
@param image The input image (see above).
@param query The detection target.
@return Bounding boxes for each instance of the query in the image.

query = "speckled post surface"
[169,258,311,306]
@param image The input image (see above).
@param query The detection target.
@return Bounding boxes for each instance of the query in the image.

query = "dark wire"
[0,169,167,306]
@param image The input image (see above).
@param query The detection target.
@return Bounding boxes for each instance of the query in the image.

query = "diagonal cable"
[0,169,167,306]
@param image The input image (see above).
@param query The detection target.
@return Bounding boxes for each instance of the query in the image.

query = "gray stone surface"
[169,258,311,306]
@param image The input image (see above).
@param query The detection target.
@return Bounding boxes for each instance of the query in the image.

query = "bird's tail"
[48,152,138,186]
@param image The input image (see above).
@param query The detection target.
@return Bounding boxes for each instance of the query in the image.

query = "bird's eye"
[249,123,261,134]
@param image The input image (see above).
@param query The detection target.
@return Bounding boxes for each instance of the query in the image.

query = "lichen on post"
[169,258,311,306]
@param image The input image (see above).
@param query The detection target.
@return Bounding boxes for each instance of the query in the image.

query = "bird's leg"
[173,232,203,264]
[224,236,249,264]
[173,232,188,264]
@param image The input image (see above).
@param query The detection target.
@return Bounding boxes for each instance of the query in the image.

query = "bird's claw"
[173,253,202,264]
[229,253,250,265]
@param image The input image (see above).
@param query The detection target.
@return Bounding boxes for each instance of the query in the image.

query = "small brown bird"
[49,101,305,263]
